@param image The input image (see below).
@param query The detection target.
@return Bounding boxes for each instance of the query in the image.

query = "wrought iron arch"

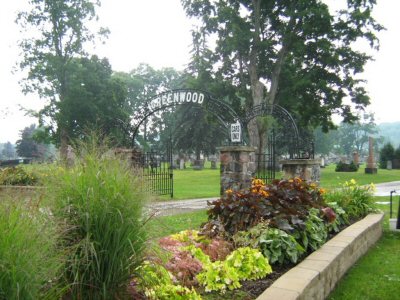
[130,88,242,145]
[241,103,314,159]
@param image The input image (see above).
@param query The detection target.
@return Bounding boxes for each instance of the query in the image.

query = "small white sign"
[230,121,241,143]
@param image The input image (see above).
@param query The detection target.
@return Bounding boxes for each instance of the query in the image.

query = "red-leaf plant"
[207,178,331,235]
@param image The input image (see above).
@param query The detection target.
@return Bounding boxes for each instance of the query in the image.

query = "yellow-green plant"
[196,247,272,293]
[135,261,202,300]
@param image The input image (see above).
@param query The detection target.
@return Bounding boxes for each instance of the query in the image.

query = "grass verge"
[328,197,400,300]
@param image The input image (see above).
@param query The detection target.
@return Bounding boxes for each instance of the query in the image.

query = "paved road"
[373,181,400,196]
[147,181,400,216]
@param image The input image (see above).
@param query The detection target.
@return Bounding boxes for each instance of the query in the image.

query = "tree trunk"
[59,127,69,163]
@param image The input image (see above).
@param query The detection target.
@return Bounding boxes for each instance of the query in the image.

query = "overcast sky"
[1,0,399,144]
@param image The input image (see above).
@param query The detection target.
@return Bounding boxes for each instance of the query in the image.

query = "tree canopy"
[181,0,384,149]
[16,0,108,157]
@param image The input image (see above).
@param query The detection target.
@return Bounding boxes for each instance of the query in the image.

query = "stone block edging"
[257,213,384,300]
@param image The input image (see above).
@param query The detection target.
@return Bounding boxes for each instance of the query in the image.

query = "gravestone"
[365,136,377,174]
[192,159,204,170]
[387,160,393,170]
[320,157,325,168]
[210,159,217,169]
[179,159,185,170]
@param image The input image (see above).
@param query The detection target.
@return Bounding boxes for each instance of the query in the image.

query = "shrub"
[45,140,148,299]
[335,161,359,172]
[134,261,201,300]
[233,223,305,265]
[196,247,272,293]
[324,179,376,219]
[379,142,395,168]
[207,178,325,235]
[0,166,39,185]
[294,208,328,251]
[0,199,64,299]
[157,231,233,286]
[325,203,349,233]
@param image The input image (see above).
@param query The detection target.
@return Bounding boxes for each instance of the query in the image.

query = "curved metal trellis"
[241,103,313,159]
[130,89,242,145]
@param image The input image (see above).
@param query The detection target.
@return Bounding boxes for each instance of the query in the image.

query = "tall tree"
[336,113,378,156]
[115,64,183,149]
[16,124,39,158]
[2,142,15,159]
[181,0,384,151]
[16,0,108,158]
[56,55,129,144]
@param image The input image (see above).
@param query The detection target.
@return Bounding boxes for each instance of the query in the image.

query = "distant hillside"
[377,122,400,147]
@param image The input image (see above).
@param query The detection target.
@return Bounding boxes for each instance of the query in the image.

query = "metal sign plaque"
[230,121,241,143]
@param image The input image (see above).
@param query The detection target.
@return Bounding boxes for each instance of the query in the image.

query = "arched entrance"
[241,103,314,183]
[130,89,242,197]
[128,90,314,197]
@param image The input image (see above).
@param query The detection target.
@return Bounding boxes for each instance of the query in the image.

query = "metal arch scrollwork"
[130,88,242,145]
[241,103,314,159]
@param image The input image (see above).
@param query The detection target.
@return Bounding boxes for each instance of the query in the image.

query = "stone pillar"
[365,136,377,174]
[280,159,321,184]
[219,146,256,195]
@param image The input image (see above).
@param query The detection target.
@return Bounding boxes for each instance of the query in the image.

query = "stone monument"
[365,136,377,174]
[353,151,359,166]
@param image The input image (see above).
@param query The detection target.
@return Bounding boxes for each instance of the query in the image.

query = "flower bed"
[130,178,378,299]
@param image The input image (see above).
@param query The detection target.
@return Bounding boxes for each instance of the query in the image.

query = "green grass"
[328,197,400,300]
[320,164,400,189]
[144,210,208,239]
[162,163,400,200]
[0,197,64,299]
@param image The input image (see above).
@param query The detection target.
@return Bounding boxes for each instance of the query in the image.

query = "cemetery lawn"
[163,163,400,200]
[328,197,400,300]
[144,209,208,239]
[320,164,400,189]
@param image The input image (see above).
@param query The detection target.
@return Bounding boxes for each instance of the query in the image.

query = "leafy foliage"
[379,142,395,168]
[134,261,201,300]
[16,0,109,154]
[182,0,384,144]
[325,203,349,233]
[233,223,305,265]
[157,230,233,286]
[294,208,328,252]
[324,179,376,219]
[196,247,272,293]
[196,260,241,293]
[0,166,39,186]
[207,178,325,235]
[335,161,359,172]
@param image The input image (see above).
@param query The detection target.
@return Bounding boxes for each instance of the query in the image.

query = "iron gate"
[255,132,276,183]
[138,150,173,198]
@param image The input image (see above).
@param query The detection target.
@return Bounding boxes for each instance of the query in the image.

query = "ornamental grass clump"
[0,198,64,299]
[44,140,148,299]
